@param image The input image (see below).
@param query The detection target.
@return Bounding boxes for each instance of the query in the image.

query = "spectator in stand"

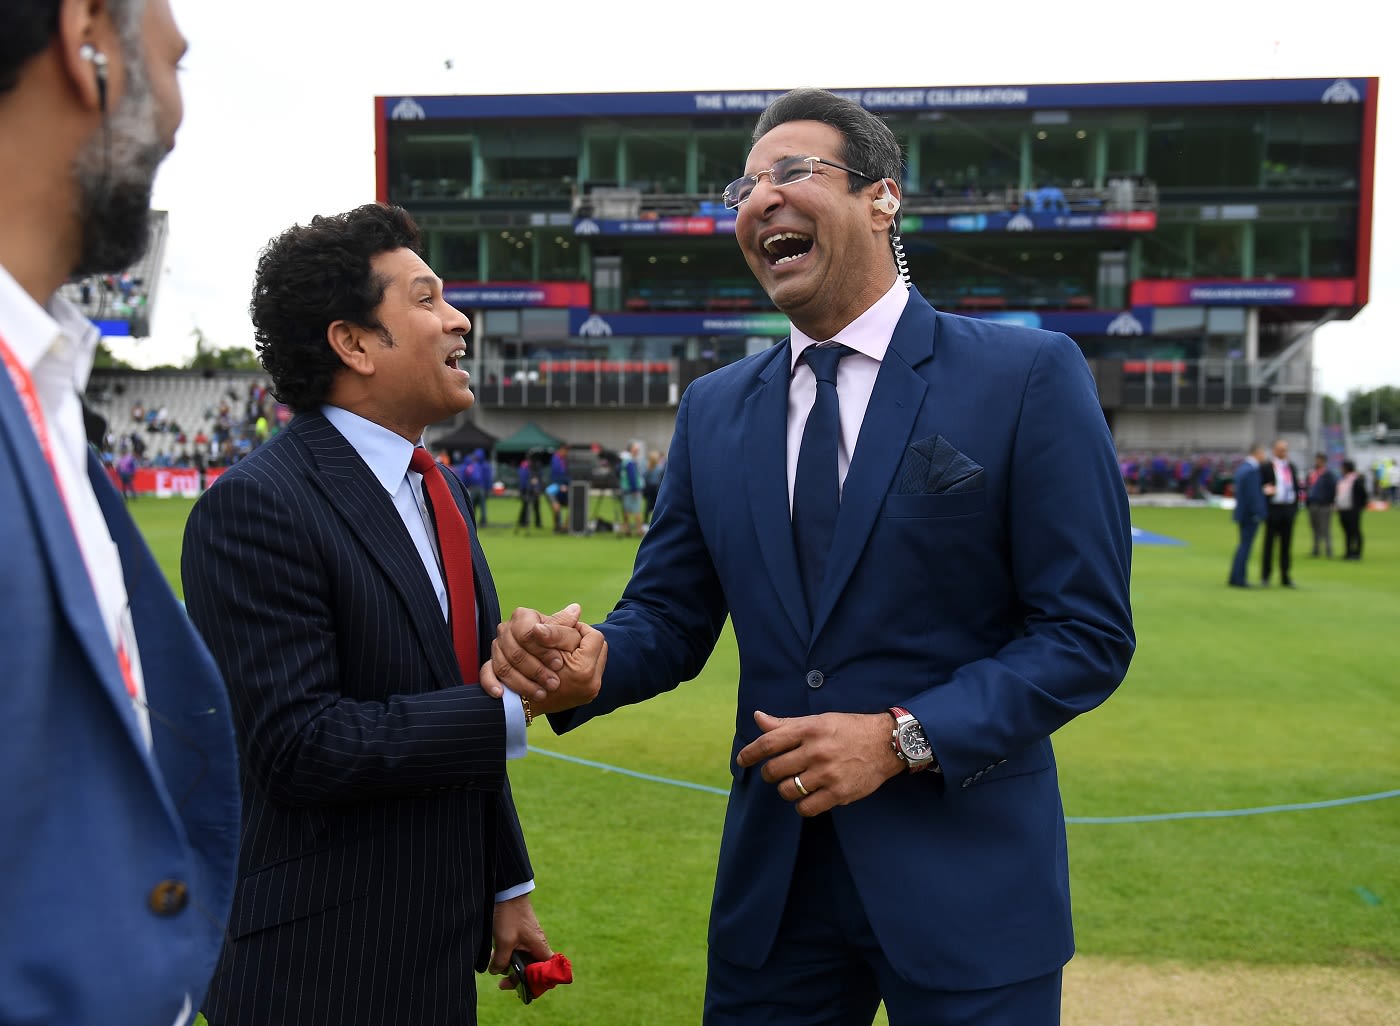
[618,441,644,537]
[1303,453,1337,558]
[1336,459,1369,560]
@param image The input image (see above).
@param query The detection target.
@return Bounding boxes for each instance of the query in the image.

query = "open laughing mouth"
[762,231,813,266]
[446,346,467,370]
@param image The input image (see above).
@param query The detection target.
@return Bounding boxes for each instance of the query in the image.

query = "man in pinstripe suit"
[181,203,591,1025]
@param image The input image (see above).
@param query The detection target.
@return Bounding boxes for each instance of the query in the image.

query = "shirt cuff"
[495,879,535,903]
[503,689,527,760]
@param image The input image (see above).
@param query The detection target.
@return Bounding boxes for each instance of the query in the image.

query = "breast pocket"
[882,490,985,520]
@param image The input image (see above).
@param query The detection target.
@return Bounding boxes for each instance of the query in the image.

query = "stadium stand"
[85,369,283,465]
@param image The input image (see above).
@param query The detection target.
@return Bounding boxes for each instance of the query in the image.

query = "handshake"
[482,603,607,717]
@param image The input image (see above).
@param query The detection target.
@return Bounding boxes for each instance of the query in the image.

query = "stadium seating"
[85,369,276,463]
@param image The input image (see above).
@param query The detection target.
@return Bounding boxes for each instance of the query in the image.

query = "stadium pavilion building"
[372,77,1378,461]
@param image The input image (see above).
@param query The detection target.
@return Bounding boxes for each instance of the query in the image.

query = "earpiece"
[873,184,900,216]
[78,44,109,113]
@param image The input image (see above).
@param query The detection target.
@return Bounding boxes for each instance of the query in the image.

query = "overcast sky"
[120,0,1396,397]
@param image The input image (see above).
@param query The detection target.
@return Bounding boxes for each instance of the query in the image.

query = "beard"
[70,61,170,277]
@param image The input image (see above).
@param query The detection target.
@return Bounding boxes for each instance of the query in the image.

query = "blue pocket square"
[898,436,985,494]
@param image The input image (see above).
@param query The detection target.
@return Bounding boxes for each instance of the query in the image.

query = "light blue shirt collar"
[321,404,421,490]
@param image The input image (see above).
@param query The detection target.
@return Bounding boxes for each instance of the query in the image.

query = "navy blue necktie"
[792,343,853,616]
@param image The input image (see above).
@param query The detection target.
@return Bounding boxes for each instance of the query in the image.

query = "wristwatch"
[889,706,938,773]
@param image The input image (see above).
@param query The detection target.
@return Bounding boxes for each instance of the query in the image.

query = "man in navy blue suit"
[488,89,1134,1025]
[1229,443,1268,587]
[181,203,596,1025]
[0,3,241,1024]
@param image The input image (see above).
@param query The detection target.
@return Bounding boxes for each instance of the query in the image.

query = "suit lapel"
[743,341,809,639]
[86,451,221,804]
[0,373,155,756]
[812,294,937,638]
[292,414,462,689]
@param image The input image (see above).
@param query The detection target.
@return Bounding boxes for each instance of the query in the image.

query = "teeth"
[762,231,811,254]
[448,349,466,360]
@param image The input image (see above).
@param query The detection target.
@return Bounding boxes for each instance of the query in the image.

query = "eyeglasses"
[722,155,878,210]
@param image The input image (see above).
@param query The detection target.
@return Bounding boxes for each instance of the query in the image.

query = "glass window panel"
[487,229,533,280]
[625,134,688,194]
[1140,224,1193,278]
[1029,124,1095,189]
[1148,111,1263,187]
[1194,224,1243,277]
[484,310,520,335]
[520,309,568,340]
[1153,307,1206,334]
[585,136,618,185]
[1309,221,1356,277]
[696,134,749,198]
[388,122,473,202]
[1254,222,1305,279]
[1264,109,1363,188]
[430,229,480,281]
[1106,126,1140,176]
[915,117,1021,196]
[537,232,577,282]
[1206,308,1245,334]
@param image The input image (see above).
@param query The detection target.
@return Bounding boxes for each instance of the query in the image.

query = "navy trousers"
[704,814,1062,1026]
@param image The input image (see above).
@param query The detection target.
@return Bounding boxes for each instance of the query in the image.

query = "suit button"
[805,670,824,689]
[149,879,188,916]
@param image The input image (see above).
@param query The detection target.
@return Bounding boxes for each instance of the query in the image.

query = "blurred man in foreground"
[0,2,241,1023]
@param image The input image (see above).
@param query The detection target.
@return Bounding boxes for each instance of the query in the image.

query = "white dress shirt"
[786,279,910,512]
[1271,458,1296,505]
[0,264,151,748]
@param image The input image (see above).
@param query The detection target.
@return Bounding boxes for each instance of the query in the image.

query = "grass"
[133,496,1400,1024]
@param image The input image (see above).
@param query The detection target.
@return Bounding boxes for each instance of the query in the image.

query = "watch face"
[899,723,932,760]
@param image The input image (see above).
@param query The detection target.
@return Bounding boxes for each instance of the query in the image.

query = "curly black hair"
[251,203,422,412]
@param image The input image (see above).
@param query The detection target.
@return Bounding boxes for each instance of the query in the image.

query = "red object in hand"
[524,953,573,995]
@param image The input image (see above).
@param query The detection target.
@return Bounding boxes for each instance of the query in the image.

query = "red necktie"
[410,447,479,684]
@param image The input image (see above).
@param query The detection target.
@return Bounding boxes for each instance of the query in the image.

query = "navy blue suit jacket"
[1233,460,1266,523]
[554,290,1135,990]
[0,376,240,1025]
[182,412,530,1026]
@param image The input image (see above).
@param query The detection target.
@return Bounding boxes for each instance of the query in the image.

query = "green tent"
[492,421,564,457]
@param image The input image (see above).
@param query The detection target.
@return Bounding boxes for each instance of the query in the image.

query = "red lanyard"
[0,329,138,698]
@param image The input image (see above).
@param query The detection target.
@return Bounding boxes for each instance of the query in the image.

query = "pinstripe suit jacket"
[181,411,531,1026]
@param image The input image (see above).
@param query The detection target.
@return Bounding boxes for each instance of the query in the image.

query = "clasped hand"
[482,603,606,715]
